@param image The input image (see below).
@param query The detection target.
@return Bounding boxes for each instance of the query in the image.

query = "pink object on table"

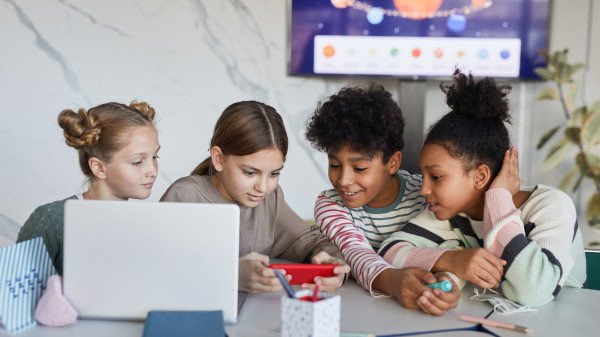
[34,275,78,327]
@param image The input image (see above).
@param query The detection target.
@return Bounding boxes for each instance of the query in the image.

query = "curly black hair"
[426,69,512,176]
[305,83,405,163]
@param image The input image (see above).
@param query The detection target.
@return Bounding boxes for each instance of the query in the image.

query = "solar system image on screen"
[289,0,550,79]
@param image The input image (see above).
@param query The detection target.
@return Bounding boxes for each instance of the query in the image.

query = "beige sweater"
[160,175,343,262]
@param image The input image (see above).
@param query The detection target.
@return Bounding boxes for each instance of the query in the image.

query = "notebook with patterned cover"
[0,237,57,333]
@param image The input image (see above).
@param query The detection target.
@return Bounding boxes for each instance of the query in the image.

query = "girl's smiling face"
[419,143,484,220]
[212,146,284,208]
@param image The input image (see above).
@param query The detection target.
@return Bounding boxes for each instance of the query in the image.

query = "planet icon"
[331,0,349,9]
[447,14,467,33]
[478,49,489,59]
[367,7,384,24]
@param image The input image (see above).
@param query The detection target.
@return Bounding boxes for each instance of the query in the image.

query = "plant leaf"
[568,106,586,127]
[534,88,557,101]
[553,49,568,65]
[571,63,585,75]
[582,109,600,146]
[575,152,600,178]
[557,63,571,83]
[534,68,554,81]
[564,127,581,144]
[566,82,578,111]
[541,138,570,171]
[559,167,579,192]
[587,194,600,228]
[589,100,600,115]
[538,49,550,63]
[537,125,561,149]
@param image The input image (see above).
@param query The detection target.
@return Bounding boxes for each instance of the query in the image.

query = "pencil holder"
[280,290,340,337]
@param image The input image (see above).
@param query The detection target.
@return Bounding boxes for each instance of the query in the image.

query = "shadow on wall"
[0,213,20,248]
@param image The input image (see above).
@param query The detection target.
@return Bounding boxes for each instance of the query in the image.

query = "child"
[378,70,587,306]
[17,101,160,275]
[160,101,350,293]
[305,83,460,315]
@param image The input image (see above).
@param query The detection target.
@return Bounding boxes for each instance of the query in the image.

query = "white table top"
[3,280,597,337]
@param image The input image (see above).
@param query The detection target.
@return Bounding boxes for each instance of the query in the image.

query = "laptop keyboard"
[237,291,248,315]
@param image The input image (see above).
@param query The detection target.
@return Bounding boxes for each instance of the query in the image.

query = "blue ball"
[367,7,384,25]
[447,14,467,34]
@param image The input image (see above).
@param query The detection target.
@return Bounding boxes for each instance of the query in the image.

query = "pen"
[312,284,319,302]
[274,269,296,299]
[425,280,452,292]
[458,314,533,334]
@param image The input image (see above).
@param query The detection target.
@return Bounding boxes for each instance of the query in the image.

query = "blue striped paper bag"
[0,237,56,333]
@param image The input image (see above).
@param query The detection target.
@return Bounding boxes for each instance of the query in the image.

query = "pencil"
[458,314,533,334]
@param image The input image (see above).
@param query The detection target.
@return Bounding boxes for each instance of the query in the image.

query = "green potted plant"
[534,49,600,234]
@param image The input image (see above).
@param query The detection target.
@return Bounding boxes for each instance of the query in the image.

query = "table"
[227,280,492,337]
[2,280,597,337]
[486,286,598,337]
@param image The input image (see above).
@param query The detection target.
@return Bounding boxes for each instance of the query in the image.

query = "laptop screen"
[62,200,240,323]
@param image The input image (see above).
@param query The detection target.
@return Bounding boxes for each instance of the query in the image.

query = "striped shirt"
[379,185,587,306]
[314,170,426,296]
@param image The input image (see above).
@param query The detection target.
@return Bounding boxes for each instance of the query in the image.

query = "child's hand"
[238,252,290,293]
[381,267,437,310]
[417,273,460,316]
[434,248,505,289]
[490,146,520,196]
[306,251,351,292]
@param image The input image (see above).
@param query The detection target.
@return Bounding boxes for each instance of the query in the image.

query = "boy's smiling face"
[327,145,401,209]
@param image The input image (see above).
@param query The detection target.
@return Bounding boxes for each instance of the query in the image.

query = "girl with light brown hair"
[17,101,161,275]
[161,100,349,293]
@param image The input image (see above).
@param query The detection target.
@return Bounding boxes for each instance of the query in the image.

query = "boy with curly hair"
[305,83,460,315]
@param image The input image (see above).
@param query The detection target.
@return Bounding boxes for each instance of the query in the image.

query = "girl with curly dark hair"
[379,70,586,306]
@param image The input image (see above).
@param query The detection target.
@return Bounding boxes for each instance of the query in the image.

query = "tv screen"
[288,0,550,79]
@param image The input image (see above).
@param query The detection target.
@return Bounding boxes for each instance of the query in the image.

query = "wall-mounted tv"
[288,0,550,79]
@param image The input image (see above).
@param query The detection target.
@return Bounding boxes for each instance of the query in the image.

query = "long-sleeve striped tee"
[379,185,587,306]
[314,170,426,296]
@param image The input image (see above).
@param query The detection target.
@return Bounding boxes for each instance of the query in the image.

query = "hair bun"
[441,69,512,124]
[129,101,156,122]
[57,108,101,149]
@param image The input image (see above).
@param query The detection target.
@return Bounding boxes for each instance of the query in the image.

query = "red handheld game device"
[268,264,337,285]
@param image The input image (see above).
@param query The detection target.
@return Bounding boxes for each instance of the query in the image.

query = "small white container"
[280,289,340,337]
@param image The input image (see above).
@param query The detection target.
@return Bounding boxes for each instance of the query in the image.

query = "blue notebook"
[142,310,225,337]
[0,237,57,333]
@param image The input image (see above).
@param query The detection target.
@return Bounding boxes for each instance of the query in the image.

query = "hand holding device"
[240,252,289,293]
[268,264,337,285]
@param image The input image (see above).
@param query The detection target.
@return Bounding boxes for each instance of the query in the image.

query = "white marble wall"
[0,0,398,238]
[1,0,599,247]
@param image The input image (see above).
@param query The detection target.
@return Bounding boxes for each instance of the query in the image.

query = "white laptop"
[62,200,240,323]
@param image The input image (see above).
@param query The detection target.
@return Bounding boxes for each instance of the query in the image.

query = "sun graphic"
[332,0,493,21]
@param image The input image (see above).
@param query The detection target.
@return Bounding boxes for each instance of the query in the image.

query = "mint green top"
[17,195,78,275]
